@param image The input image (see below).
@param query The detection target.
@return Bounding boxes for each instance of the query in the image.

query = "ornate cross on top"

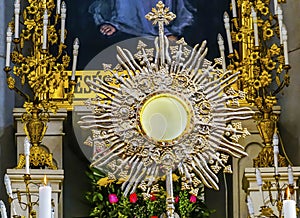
[145,1,176,26]
[145,1,176,66]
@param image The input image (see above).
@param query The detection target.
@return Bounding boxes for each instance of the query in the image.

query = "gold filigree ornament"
[4,0,79,170]
[260,206,275,217]
[7,76,15,89]
[79,1,253,216]
[228,0,290,167]
[16,108,57,170]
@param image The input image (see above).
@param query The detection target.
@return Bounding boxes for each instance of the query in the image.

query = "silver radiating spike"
[117,46,137,73]
[164,35,172,64]
[191,161,214,189]
[182,44,199,71]
[91,143,124,166]
[154,37,159,65]
[197,153,219,182]
[123,161,144,196]
[123,49,143,73]
[191,48,208,80]
[121,158,140,190]
[130,168,147,194]
[92,148,124,167]
[193,156,219,189]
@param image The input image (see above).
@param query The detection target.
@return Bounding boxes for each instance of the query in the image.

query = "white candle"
[51,207,55,218]
[255,168,266,207]
[288,165,294,185]
[39,176,52,218]
[255,168,263,187]
[56,0,61,14]
[277,5,283,44]
[274,0,278,15]
[5,27,13,67]
[251,7,259,47]
[42,10,48,50]
[246,195,255,217]
[217,33,226,72]
[273,132,279,146]
[71,38,80,80]
[4,174,13,198]
[231,0,237,18]
[223,12,233,54]
[283,200,297,218]
[4,175,17,215]
[14,0,20,39]
[273,146,279,175]
[0,201,7,218]
[24,137,31,175]
[273,133,279,175]
[60,2,66,43]
[282,24,289,65]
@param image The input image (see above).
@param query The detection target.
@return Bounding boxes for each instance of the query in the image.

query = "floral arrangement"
[85,167,215,217]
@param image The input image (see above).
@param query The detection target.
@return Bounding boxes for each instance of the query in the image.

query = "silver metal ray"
[79,2,253,218]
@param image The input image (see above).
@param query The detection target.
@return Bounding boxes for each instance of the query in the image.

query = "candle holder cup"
[256,173,298,218]
[4,174,42,218]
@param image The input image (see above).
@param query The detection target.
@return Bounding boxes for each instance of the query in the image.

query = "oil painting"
[65,0,229,69]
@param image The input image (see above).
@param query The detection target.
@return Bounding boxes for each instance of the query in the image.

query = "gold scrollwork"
[16,108,57,170]
[228,0,290,167]
[253,111,287,167]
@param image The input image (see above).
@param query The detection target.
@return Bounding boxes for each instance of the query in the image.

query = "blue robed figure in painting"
[71,0,227,70]
[88,0,195,37]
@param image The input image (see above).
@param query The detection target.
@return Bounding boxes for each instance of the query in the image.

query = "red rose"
[108,193,118,204]
[189,195,197,203]
[175,196,179,203]
[150,194,156,201]
[129,193,138,203]
[150,216,158,218]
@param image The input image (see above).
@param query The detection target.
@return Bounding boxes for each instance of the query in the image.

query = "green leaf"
[97,193,103,201]
[85,167,215,217]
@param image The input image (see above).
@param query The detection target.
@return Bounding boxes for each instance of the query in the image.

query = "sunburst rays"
[79,2,253,197]
[79,36,253,194]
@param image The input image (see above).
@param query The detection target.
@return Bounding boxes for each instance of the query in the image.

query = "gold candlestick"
[4,0,78,169]
[227,0,290,167]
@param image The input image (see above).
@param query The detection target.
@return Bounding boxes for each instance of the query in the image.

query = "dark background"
[65,0,230,70]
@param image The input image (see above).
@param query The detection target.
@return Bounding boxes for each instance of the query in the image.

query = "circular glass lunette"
[138,93,192,143]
